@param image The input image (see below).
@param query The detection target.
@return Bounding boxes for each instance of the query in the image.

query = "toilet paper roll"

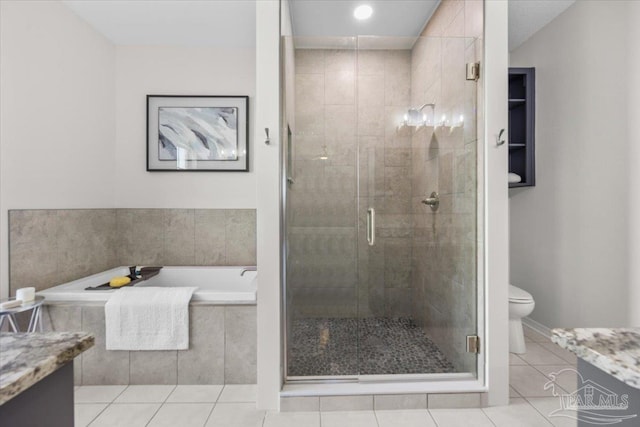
[16,287,35,303]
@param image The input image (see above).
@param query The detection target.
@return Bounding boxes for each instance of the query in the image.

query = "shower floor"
[288,317,455,377]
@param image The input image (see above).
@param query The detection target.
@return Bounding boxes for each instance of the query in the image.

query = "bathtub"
[39,266,258,386]
[37,266,257,304]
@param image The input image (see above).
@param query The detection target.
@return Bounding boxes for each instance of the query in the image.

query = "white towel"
[105,287,197,350]
[508,172,522,184]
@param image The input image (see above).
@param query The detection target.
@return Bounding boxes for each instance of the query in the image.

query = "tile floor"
[75,326,578,427]
[289,317,455,376]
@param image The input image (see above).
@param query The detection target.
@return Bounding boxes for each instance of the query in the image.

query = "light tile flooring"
[75,327,578,427]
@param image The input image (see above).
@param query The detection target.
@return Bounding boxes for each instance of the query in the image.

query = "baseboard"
[521,317,552,340]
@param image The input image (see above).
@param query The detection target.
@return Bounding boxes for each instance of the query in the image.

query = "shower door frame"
[280,37,487,390]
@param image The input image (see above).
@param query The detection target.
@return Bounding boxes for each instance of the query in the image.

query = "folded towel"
[105,287,197,350]
[508,172,522,184]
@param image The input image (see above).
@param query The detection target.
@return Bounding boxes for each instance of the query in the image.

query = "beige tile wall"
[289,48,414,318]
[9,209,118,294]
[410,0,483,373]
[115,209,256,267]
[44,304,256,385]
[9,208,256,294]
[289,48,358,318]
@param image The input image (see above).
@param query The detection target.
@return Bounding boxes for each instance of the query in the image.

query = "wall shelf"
[508,68,535,188]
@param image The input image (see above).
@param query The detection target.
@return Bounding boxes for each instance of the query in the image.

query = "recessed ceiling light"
[354,4,373,20]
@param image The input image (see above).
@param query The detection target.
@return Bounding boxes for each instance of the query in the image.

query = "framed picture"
[147,95,249,171]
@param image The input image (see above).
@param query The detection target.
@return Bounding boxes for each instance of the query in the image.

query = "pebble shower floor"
[288,317,455,376]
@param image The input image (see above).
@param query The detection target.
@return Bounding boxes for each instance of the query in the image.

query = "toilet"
[509,284,535,354]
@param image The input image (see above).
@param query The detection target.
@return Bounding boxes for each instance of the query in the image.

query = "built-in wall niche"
[508,68,535,188]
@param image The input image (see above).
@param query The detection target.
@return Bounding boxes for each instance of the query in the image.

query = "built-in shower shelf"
[508,68,535,188]
[508,99,526,109]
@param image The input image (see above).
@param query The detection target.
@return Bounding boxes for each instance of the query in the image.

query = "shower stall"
[281,34,484,383]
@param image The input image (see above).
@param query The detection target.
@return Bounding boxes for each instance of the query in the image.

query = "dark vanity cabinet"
[508,67,535,188]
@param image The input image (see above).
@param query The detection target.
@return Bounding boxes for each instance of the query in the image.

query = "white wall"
[485,0,510,407]
[114,46,256,209]
[509,0,631,327]
[628,1,640,326]
[0,0,116,299]
[255,0,282,411]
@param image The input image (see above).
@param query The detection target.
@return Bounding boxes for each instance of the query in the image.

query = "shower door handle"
[367,208,376,246]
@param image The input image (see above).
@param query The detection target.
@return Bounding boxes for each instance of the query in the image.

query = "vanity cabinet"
[508,67,535,188]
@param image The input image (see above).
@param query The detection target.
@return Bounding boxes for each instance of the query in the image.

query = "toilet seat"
[509,284,534,303]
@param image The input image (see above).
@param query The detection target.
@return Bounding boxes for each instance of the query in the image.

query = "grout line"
[202,402,217,427]
[372,408,381,427]
[426,409,439,427]
[111,385,129,403]
[521,395,560,426]
[509,385,522,398]
[162,385,177,404]
[144,401,165,427]
[79,307,84,385]
[81,402,110,427]
[479,407,499,427]
[215,384,224,403]
[222,310,227,384]
[528,364,570,395]
[191,209,196,265]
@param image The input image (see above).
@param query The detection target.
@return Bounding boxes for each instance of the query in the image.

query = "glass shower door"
[354,34,481,378]
[284,34,482,380]
[285,39,361,378]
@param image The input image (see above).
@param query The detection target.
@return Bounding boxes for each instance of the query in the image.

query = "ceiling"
[289,0,439,39]
[509,0,576,51]
[63,0,256,48]
[62,0,576,52]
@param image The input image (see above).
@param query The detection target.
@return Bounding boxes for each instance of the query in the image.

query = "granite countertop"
[0,332,94,405]
[552,328,640,389]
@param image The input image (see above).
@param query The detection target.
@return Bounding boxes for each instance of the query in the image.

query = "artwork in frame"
[147,95,249,171]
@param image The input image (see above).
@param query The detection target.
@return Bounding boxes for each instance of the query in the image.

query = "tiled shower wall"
[9,208,256,294]
[289,48,413,318]
[410,0,483,372]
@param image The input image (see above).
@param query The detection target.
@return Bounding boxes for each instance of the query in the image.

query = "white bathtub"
[37,266,257,304]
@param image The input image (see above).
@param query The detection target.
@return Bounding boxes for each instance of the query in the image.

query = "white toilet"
[509,284,535,354]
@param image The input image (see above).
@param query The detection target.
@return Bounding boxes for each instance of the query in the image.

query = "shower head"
[415,102,436,111]
[405,102,435,126]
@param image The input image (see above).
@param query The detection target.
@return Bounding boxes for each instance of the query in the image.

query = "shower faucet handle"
[421,192,440,212]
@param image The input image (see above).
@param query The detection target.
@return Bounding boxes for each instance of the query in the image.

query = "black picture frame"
[146,95,249,172]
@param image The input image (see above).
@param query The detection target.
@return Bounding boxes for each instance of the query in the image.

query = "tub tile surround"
[8,208,256,294]
[177,306,225,385]
[9,209,118,294]
[44,305,256,386]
